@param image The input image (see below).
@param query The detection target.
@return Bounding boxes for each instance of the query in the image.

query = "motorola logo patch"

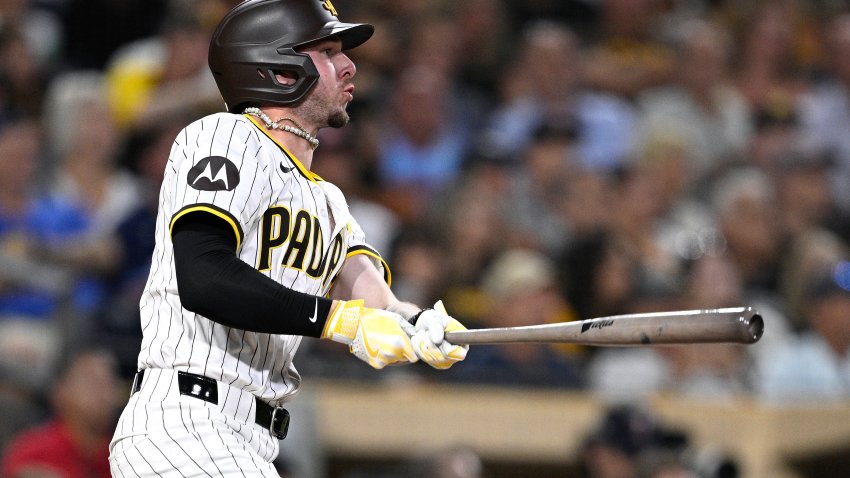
[188,156,239,191]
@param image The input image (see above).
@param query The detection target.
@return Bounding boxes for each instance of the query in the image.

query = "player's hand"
[322,299,418,369]
[410,300,469,369]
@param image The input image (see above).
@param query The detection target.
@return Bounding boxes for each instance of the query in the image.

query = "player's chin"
[327,109,350,129]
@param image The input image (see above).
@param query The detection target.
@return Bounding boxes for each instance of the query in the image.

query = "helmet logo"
[321,0,338,17]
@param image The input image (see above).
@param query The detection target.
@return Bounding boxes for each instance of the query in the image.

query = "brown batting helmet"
[208,0,373,112]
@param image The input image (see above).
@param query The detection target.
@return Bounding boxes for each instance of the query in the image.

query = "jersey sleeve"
[319,180,391,286]
[345,221,391,287]
[164,114,270,249]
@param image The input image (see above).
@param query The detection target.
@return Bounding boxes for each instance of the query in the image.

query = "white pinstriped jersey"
[136,112,387,405]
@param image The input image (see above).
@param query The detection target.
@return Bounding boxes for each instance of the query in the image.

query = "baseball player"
[108,1,468,476]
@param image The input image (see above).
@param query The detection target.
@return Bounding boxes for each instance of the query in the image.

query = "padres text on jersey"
[136,113,386,405]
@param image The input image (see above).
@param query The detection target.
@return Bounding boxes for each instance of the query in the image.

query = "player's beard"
[326,109,349,129]
[296,85,350,130]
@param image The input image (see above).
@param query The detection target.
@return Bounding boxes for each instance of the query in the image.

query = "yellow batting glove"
[411,300,469,370]
[322,300,418,369]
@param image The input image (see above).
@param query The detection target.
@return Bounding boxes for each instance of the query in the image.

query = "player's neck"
[273,129,316,169]
[244,107,319,167]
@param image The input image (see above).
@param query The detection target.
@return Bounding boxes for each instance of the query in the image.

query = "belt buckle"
[269,407,290,440]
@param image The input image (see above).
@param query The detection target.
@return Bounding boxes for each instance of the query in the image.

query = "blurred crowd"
[2,0,850,475]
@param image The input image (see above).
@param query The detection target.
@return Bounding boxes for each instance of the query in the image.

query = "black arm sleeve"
[172,212,333,337]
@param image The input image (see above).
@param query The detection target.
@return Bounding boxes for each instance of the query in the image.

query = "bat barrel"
[568,306,765,345]
[744,310,764,343]
[681,307,764,344]
[444,307,765,346]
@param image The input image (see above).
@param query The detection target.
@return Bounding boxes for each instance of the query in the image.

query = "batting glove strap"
[408,307,433,326]
[322,299,363,344]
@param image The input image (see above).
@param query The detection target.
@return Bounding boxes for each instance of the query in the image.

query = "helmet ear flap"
[224,50,320,113]
[264,48,320,103]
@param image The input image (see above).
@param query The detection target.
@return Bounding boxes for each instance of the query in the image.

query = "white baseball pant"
[109,368,282,477]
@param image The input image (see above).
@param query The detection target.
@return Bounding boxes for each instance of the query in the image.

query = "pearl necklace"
[243,107,319,150]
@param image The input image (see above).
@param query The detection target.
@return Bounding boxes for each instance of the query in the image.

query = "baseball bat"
[444,307,763,346]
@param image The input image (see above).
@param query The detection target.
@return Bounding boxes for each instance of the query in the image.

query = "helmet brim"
[315,22,374,50]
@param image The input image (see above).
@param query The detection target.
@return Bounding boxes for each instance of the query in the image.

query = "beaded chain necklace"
[243,107,319,150]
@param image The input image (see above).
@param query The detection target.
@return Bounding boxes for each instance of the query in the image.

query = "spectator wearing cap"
[439,248,583,388]
[755,261,850,403]
[746,95,800,175]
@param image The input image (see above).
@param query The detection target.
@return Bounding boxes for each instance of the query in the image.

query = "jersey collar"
[244,114,323,184]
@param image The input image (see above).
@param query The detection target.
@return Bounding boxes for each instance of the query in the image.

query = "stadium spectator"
[499,121,581,256]
[559,230,638,323]
[428,160,507,314]
[0,25,48,119]
[375,65,473,221]
[5,8,850,469]
[0,118,66,320]
[636,20,751,181]
[798,14,850,213]
[0,348,120,478]
[582,0,676,100]
[711,167,785,297]
[442,248,583,388]
[756,261,850,403]
[779,228,848,329]
[773,148,849,241]
[482,20,637,170]
[35,72,141,322]
[104,0,222,132]
[0,319,55,455]
[580,405,690,478]
[732,3,813,111]
[745,94,801,174]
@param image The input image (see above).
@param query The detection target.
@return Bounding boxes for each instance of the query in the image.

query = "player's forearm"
[328,253,399,309]
[172,214,332,336]
[328,255,423,321]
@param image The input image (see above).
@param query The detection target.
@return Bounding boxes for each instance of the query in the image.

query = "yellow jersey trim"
[243,114,321,184]
[170,204,244,251]
[346,245,392,287]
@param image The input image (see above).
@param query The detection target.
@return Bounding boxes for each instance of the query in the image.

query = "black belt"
[131,369,289,440]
